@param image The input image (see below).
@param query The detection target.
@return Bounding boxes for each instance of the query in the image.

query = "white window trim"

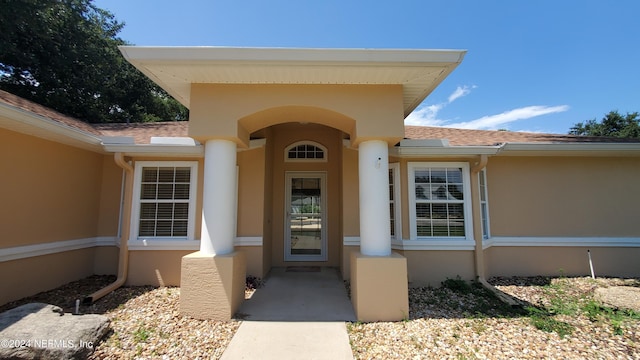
[130,161,198,247]
[284,141,328,162]
[407,162,474,245]
[389,163,402,241]
[479,169,491,240]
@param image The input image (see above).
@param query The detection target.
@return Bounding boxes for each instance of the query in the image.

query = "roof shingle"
[404,125,640,146]
[0,90,102,136]
[94,122,189,144]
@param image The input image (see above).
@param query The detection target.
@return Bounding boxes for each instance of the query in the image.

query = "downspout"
[471,152,521,306]
[84,153,133,304]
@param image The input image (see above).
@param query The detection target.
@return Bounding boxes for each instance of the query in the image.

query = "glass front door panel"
[285,173,326,261]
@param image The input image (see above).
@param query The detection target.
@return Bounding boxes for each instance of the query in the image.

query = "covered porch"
[119,46,466,321]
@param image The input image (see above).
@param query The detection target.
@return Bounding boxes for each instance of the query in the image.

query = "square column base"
[180,251,246,320]
[350,251,409,322]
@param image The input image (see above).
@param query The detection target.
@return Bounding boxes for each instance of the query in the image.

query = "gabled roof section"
[118,46,467,117]
[405,125,640,146]
[402,126,640,157]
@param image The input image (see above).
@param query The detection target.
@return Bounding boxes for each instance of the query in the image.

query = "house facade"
[1,47,639,321]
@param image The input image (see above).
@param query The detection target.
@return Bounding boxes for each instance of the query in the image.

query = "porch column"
[180,138,245,321]
[351,139,408,322]
[358,140,391,256]
[200,139,237,255]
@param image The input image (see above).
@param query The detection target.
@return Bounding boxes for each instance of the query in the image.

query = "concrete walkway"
[221,267,355,360]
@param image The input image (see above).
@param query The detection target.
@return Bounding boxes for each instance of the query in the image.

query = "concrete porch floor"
[236,267,356,321]
[221,267,355,359]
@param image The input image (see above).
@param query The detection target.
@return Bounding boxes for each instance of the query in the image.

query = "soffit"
[119,47,466,117]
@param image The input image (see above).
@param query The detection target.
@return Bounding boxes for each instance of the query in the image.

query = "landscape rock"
[0,303,109,360]
[595,286,640,312]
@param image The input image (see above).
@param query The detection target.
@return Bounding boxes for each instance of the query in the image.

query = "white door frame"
[284,171,328,261]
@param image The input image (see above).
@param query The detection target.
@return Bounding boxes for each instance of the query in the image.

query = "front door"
[285,172,327,261]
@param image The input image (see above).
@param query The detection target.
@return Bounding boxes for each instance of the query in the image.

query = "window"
[285,141,327,162]
[408,162,473,240]
[389,163,402,240]
[131,161,198,241]
[479,169,490,239]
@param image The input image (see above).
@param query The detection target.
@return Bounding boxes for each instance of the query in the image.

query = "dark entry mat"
[286,266,321,272]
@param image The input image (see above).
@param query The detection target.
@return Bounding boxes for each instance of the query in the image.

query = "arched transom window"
[285,141,327,162]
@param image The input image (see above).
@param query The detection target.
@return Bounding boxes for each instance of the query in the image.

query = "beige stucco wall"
[0,248,100,305]
[237,147,265,236]
[0,128,104,247]
[344,248,475,287]
[267,123,344,267]
[93,246,119,275]
[400,250,476,287]
[189,84,404,147]
[97,156,124,237]
[487,156,640,237]
[239,246,263,278]
[342,148,360,237]
[0,128,122,305]
[237,147,266,277]
[485,246,640,278]
[127,250,194,286]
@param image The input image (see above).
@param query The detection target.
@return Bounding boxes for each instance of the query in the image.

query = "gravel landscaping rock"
[2,275,639,359]
[0,276,241,359]
[348,276,640,360]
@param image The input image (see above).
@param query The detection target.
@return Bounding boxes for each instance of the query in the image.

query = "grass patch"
[133,325,152,343]
[521,278,640,337]
[528,312,574,338]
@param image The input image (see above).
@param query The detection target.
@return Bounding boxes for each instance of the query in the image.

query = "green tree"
[569,111,640,138]
[0,0,187,123]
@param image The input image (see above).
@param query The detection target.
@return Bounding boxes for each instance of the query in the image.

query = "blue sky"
[94,0,639,134]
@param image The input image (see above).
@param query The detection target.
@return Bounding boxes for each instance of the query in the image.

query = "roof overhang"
[498,143,640,157]
[0,101,104,152]
[391,140,640,158]
[119,46,467,117]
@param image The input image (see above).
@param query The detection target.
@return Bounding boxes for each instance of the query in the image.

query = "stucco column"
[200,139,237,255]
[358,140,391,256]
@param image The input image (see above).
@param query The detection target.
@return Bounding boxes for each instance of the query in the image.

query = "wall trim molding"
[0,237,118,263]
[483,237,640,250]
[345,236,640,251]
[128,237,263,250]
[343,236,361,247]
[235,237,263,246]
[6,236,637,262]
[1,236,265,261]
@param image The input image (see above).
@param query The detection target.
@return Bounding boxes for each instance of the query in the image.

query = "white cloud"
[405,85,569,131]
[405,103,447,126]
[448,85,475,103]
[405,85,475,126]
[448,105,570,130]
